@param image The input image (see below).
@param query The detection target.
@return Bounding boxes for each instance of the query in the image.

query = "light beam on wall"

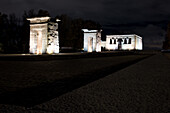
[82,29,102,52]
[27,17,60,55]
[102,34,143,51]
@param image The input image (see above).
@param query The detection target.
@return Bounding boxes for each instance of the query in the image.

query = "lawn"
[163,53,170,59]
[0,54,149,93]
[0,52,151,107]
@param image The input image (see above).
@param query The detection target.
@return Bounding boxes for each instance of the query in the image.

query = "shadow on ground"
[0,54,151,108]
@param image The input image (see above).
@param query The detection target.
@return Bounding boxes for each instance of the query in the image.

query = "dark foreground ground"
[30,53,169,113]
[1,52,169,112]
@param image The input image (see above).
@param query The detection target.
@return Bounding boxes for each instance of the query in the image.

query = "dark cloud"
[1,0,170,49]
[134,24,166,49]
[1,0,170,23]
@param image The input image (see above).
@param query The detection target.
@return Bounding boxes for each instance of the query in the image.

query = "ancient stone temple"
[102,34,143,50]
[82,29,102,52]
[27,17,60,54]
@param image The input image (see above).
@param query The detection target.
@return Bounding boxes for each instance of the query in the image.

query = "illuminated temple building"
[27,17,142,54]
[101,34,143,51]
[27,17,60,54]
[82,29,102,52]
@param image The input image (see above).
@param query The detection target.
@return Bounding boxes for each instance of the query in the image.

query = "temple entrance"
[88,37,93,52]
[118,39,123,50]
[82,29,102,52]
[31,30,43,55]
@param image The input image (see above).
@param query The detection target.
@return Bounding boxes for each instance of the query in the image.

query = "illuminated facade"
[102,34,143,50]
[82,29,102,52]
[27,17,60,54]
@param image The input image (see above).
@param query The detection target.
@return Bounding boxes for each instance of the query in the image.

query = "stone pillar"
[47,22,60,54]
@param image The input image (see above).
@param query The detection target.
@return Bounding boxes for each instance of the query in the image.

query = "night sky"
[1,0,170,49]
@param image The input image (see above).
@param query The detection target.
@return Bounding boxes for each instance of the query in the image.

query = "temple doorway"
[88,37,93,52]
[118,39,123,50]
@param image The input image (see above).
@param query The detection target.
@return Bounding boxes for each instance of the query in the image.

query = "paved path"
[1,54,170,113]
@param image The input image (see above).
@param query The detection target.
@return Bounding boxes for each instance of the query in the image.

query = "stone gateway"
[82,29,102,52]
[27,17,60,54]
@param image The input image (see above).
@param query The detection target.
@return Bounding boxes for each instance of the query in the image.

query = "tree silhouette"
[0,12,9,52]
[38,9,50,17]
[163,23,170,50]
[0,10,101,53]
[57,15,101,51]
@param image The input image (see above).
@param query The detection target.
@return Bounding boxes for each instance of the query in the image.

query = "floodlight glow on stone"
[82,29,102,52]
[27,17,60,54]
[102,34,143,51]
